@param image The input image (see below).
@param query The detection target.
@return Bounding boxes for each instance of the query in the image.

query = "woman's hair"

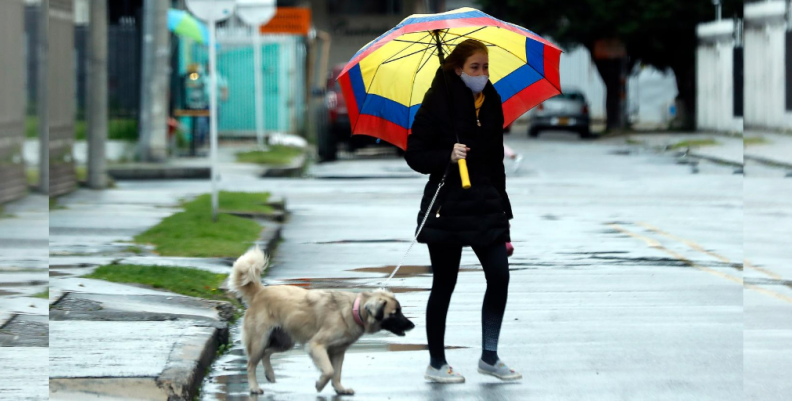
[443,39,488,73]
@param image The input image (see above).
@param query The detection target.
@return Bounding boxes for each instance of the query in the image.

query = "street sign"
[236,0,276,26]
[185,0,236,22]
[185,0,237,221]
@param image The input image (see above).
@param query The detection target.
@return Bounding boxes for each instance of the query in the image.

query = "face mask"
[460,72,489,94]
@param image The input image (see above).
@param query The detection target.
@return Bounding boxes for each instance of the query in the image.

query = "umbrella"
[337,7,562,151]
[168,9,209,44]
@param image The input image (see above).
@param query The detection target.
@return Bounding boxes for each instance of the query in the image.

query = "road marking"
[637,221,784,280]
[609,224,742,285]
[744,284,792,304]
[636,222,731,263]
[743,259,783,280]
[611,224,792,305]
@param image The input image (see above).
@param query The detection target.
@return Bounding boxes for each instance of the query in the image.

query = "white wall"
[696,20,743,133]
[744,0,791,131]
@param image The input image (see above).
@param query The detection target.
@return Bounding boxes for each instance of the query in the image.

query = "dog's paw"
[249,388,264,395]
[335,387,355,396]
[316,377,331,392]
[265,370,276,383]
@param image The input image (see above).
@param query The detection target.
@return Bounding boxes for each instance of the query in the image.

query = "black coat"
[405,67,512,247]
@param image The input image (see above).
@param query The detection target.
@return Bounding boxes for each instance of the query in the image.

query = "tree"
[478,0,742,130]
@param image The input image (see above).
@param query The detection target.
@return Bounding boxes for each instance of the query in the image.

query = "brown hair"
[443,39,488,73]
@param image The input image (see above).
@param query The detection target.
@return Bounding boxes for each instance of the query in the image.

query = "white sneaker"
[478,359,522,381]
[424,364,465,383]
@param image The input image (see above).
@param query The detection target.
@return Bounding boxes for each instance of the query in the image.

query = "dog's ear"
[365,298,386,321]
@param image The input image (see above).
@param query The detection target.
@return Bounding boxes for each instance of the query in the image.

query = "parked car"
[529,90,592,138]
[318,64,385,161]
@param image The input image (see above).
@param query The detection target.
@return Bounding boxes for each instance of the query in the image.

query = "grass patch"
[26,169,38,187]
[85,264,229,301]
[32,288,49,299]
[126,246,145,255]
[668,139,718,150]
[0,205,13,219]
[134,191,272,257]
[49,197,66,210]
[84,264,245,323]
[744,137,769,147]
[26,116,138,141]
[236,145,304,166]
[625,138,644,145]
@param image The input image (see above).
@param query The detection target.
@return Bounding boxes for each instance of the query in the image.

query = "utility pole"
[38,0,49,195]
[138,0,170,162]
[87,0,107,188]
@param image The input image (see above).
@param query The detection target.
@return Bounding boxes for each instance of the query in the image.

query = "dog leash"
[377,167,448,289]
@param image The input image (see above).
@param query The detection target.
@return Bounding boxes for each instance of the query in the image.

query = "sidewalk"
[0,194,49,400]
[44,180,285,400]
[618,131,792,169]
[744,131,792,168]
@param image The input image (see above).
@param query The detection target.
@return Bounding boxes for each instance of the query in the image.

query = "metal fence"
[27,6,140,138]
[179,30,307,137]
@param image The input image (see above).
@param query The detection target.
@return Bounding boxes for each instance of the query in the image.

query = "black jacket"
[405,67,512,247]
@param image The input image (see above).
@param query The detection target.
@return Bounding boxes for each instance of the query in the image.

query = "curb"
[688,152,744,168]
[107,164,210,180]
[156,323,229,400]
[261,155,307,178]
[744,154,792,170]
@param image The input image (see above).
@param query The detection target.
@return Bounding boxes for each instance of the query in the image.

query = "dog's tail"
[228,247,268,304]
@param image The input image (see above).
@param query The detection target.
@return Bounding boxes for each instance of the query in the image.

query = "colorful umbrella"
[337,7,562,151]
[168,9,210,44]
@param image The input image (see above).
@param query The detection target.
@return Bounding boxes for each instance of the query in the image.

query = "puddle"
[387,344,468,352]
[589,255,740,270]
[315,239,410,244]
[49,271,69,277]
[351,265,432,276]
[350,265,534,277]
[269,278,430,293]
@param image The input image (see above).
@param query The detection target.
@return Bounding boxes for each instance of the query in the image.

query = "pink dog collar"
[352,294,365,327]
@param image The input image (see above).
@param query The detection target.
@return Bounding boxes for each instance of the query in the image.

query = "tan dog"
[228,248,415,395]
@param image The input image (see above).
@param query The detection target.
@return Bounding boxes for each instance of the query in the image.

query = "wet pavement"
[1,126,788,400]
[187,127,789,400]
[0,194,49,400]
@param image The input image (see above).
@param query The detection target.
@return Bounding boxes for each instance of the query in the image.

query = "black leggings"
[426,242,510,364]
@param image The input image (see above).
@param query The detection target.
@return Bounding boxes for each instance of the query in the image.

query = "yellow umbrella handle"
[458,159,472,189]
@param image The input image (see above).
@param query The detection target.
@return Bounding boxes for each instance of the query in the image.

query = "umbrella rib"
[382,45,434,65]
[381,31,433,64]
[407,42,437,128]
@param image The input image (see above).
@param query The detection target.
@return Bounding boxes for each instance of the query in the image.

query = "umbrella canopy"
[168,9,210,44]
[337,7,562,150]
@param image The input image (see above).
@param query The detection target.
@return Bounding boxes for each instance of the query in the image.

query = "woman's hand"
[451,143,470,164]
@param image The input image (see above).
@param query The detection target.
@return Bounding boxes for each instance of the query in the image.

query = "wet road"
[180,130,790,400]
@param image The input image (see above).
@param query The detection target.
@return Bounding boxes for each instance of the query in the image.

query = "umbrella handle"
[458,159,471,189]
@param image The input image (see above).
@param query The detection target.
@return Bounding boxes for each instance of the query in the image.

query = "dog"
[228,248,415,395]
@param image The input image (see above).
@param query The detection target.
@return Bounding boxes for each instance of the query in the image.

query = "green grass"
[236,145,304,166]
[625,138,644,145]
[32,288,49,299]
[26,116,138,141]
[85,264,233,304]
[26,169,38,187]
[134,191,272,257]
[668,139,718,150]
[744,137,769,147]
[49,197,66,210]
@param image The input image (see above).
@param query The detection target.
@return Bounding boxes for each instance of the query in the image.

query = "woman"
[405,39,521,383]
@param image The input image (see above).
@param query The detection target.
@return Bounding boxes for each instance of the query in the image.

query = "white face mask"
[460,72,489,94]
